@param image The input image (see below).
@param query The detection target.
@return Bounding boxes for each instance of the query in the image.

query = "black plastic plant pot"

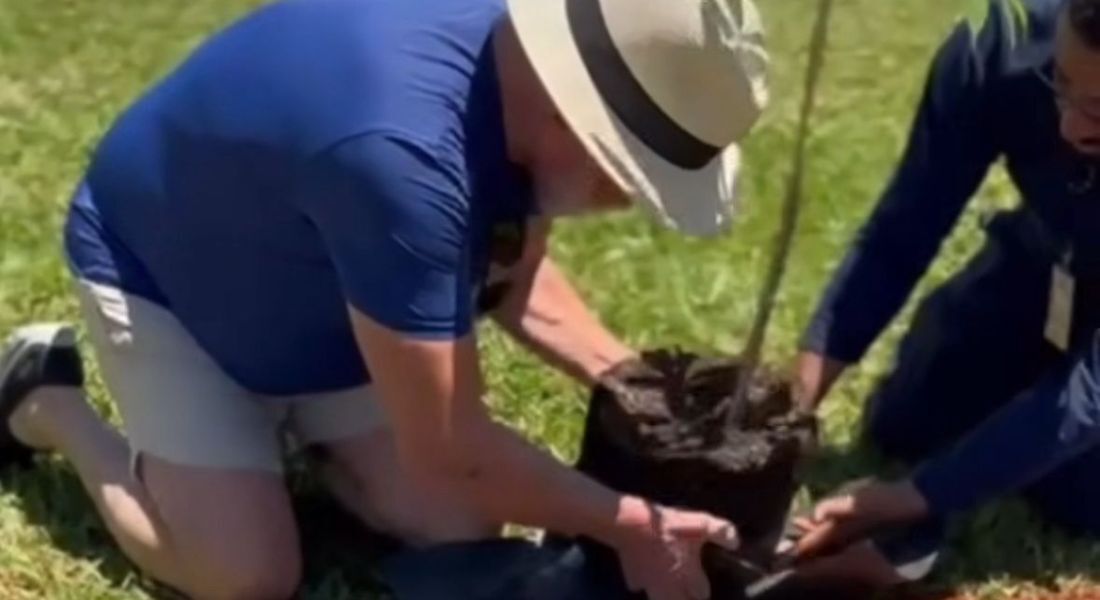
[574,351,817,596]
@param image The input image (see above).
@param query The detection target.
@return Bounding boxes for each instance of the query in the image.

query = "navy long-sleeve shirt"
[803,0,1100,517]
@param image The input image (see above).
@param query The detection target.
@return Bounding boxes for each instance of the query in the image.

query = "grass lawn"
[2,0,1098,598]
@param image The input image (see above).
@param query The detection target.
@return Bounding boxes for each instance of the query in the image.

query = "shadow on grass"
[287,464,401,600]
[798,440,1100,599]
[1,458,401,599]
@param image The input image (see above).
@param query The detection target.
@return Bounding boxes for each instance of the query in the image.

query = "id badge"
[1045,264,1075,352]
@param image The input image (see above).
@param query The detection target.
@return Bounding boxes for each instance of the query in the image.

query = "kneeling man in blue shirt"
[0,0,768,598]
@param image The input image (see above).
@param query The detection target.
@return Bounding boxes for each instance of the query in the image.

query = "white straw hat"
[508,0,769,236]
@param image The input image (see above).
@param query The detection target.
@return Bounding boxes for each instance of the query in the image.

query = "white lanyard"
[1045,248,1075,352]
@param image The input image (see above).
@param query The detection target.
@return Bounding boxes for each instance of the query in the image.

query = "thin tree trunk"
[729,0,835,421]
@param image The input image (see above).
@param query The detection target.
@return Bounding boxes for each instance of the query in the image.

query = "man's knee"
[138,454,303,599]
[1030,498,1100,539]
[1026,451,1100,540]
[187,545,303,600]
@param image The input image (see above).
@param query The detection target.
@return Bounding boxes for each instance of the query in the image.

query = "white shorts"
[76,279,386,473]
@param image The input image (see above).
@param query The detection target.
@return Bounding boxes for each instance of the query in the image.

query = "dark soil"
[576,350,818,597]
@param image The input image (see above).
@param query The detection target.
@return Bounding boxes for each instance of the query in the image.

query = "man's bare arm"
[350,308,627,539]
[491,220,635,385]
[794,351,849,411]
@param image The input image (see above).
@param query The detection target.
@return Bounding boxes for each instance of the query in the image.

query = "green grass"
[1,0,1097,598]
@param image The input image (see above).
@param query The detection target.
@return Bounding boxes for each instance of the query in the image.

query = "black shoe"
[0,323,84,470]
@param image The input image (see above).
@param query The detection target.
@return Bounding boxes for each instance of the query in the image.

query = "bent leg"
[1025,445,1100,538]
[863,243,1059,462]
[12,282,307,598]
[142,456,302,599]
[11,384,183,589]
[13,386,303,599]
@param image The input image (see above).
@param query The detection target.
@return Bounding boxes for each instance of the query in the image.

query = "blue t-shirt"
[65,0,533,395]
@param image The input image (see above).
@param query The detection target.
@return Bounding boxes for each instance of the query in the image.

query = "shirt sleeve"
[800,9,1011,362]
[913,329,1100,517]
[297,133,474,339]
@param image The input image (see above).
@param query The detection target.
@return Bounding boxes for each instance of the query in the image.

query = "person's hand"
[771,480,931,592]
[594,354,653,388]
[792,479,929,561]
[793,352,848,413]
[788,539,907,590]
[609,496,740,600]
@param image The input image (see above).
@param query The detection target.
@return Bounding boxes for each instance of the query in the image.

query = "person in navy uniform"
[794,0,1100,586]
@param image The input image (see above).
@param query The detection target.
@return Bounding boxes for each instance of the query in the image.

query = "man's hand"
[794,352,848,412]
[793,479,929,561]
[610,497,740,600]
[788,540,906,590]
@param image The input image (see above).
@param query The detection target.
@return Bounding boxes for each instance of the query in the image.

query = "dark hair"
[1069,0,1100,49]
